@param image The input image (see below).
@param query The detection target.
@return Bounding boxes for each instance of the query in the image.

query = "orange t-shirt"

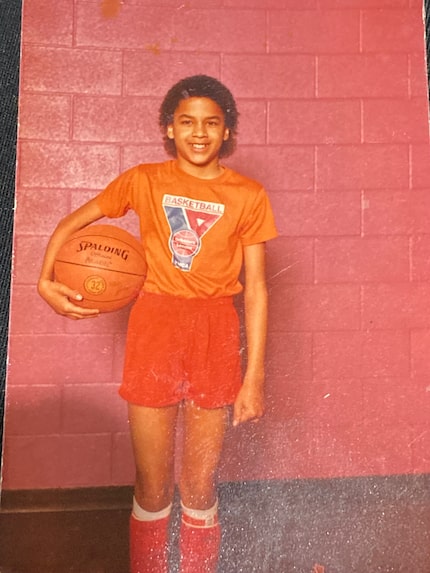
[96,160,278,298]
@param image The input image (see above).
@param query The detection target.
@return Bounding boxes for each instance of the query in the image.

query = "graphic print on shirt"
[162,194,225,271]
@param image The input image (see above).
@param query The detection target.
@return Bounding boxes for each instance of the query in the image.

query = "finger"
[233,408,252,427]
[55,282,84,302]
[62,294,100,314]
[67,289,85,302]
[71,291,84,301]
[67,312,100,320]
[232,412,241,427]
[232,403,243,427]
[73,307,100,316]
[67,309,100,319]
[60,301,100,318]
[241,409,264,425]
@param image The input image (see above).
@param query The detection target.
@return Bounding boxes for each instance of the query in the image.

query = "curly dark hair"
[159,75,239,158]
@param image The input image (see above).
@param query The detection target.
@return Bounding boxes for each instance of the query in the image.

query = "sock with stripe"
[179,500,221,573]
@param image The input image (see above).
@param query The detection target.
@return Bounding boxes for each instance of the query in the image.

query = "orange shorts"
[119,292,242,408]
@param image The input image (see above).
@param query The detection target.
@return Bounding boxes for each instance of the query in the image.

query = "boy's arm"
[38,197,105,320]
[233,242,268,427]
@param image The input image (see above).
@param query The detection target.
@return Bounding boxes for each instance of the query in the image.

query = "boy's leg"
[128,403,179,573]
[179,402,228,573]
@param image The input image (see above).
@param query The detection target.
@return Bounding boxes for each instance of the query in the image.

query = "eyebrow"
[177,113,222,121]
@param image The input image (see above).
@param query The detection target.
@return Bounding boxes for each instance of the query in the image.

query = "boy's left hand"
[232,378,265,427]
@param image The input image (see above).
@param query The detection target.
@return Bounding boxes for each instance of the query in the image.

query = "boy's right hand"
[37,279,100,320]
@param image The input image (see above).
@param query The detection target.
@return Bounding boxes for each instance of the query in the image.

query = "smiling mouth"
[191,143,209,150]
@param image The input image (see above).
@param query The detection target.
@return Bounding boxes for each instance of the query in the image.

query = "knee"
[179,471,217,509]
[134,471,174,511]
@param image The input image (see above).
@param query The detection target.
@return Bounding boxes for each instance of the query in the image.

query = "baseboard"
[2,473,430,514]
[0,485,134,513]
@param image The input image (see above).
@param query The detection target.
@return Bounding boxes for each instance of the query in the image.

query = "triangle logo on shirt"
[162,194,225,271]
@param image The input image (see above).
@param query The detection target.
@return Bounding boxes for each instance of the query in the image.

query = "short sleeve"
[96,166,140,218]
[240,187,278,245]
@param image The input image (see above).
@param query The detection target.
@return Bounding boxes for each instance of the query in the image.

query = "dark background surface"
[0,0,21,452]
[427,0,430,83]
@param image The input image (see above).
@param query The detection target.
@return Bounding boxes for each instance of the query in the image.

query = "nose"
[193,122,207,137]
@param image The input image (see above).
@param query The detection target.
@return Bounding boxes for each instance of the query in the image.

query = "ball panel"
[54,225,147,312]
[57,225,146,275]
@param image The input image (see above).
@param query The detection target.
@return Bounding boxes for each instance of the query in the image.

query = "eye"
[207,121,219,127]
[181,119,192,126]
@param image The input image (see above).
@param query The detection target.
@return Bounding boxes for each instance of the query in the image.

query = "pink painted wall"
[2,0,430,490]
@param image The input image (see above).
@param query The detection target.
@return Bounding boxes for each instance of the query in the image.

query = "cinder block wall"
[3,0,430,489]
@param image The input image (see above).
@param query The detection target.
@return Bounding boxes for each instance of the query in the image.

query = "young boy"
[38,75,277,573]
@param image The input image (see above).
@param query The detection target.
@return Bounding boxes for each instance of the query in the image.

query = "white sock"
[132,497,172,522]
[181,499,218,527]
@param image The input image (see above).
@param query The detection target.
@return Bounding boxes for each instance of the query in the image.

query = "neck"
[175,158,224,180]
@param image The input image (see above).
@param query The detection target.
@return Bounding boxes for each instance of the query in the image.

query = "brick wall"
[3,0,430,489]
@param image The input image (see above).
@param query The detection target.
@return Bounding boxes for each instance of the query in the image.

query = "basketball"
[54,224,147,312]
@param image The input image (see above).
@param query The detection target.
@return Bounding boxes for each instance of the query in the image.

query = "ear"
[223,128,230,141]
[167,125,174,140]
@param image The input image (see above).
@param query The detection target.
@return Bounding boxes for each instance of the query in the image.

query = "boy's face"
[167,97,229,178]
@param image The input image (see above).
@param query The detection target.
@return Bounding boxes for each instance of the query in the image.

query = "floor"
[1,475,430,573]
